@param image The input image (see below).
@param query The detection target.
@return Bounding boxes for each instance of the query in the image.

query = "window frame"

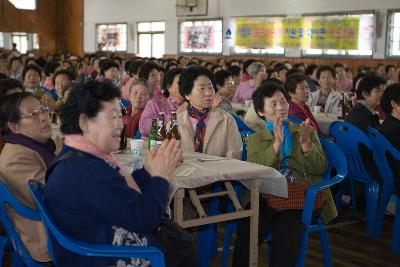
[178,18,223,56]
[137,21,166,58]
[386,9,400,59]
[8,0,36,11]
[227,14,286,57]
[300,10,375,59]
[95,22,128,53]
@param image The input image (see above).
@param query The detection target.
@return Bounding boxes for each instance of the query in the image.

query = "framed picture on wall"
[96,23,127,52]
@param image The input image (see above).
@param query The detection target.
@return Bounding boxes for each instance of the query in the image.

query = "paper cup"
[313,106,322,114]
[130,139,144,157]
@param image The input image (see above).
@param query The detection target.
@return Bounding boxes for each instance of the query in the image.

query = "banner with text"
[234,16,363,50]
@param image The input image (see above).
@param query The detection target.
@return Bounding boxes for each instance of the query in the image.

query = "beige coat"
[0,143,50,262]
[244,103,265,132]
[177,108,243,160]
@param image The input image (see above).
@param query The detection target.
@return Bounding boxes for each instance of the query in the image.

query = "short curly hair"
[59,80,121,135]
[316,65,336,80]
[380,83,400,115]
[0,92,33,135]
[22,64,42,80]
[138,62,159,80]
[0,78,23,99]
[214,69,232,88]
[356,73,386,100]
[178,66,214,97]
[162,68,183,97]
[285,73,307,96]
[252,79,285,119]
[99,59,120,76]
[52,69,77,85]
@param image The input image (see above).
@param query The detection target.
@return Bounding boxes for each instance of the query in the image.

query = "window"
[96,23,127,52]
[179,19,223,54]
[137,22,165,58]
[0,33,4,48]
[8,0,36,10]
[226,17,285,56]
[302,13,375,57]
[12,32,28,54]
[387,11,400,57]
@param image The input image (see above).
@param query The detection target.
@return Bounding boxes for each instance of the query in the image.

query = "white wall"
[84,0,400,58]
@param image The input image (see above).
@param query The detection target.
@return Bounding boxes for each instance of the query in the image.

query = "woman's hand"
[144,138,182,181]
[212,95,223,108]
[300,119,312,155]
[272,114,284,156]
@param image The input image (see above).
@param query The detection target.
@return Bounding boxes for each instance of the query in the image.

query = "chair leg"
[335,181,345,211]
[319,228,332,267]
[365,182,379,235]
[373,186,392,239]
[295,230,309,267]
[221,222,236,267]
[391,195,400,254]
[0,236,9,265]
[350,180,357,214]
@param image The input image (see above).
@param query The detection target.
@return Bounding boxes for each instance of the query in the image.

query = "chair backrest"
[0,180,43,267]
[329,121,374,182]
[28,180,165,266]
[367,127,400,190]
[229,112,255,138]
[319,137,348,181]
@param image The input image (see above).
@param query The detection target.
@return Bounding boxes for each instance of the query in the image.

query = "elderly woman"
[0,78,24,152]
[177,66,242,159]
[286,73,322,134]
[22,64,44,98]
[139,68,185,139]
[232,62,266,104]
[380,83,400,150]
[308,65,341,115]
[345,73,386,132]
[232,80,336,267]
[124,79,151,138]
[214,69,235,112]
[0,92,54,263]
[99,59,120,85]
[138,62,164,100]
[45,80,197,267]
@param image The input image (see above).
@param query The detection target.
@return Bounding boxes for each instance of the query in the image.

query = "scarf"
[64,135,141,193]
[5,133,56,168]
[264,119,293,174]
[187,105,209,153]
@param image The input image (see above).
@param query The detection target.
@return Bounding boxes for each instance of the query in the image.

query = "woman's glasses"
[20,106,49,119]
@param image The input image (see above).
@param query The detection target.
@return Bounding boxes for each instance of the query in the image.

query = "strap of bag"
[45,150,85,181]
[279,155,308,183]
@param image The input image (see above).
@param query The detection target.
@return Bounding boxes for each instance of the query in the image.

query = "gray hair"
[129,78,152,97]
[247,62,265,78]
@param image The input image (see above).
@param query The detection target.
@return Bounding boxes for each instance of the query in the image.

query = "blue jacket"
[44,145,170,266]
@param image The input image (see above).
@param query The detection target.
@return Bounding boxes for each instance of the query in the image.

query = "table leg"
[174,188,185,226]
[249,179,261,267]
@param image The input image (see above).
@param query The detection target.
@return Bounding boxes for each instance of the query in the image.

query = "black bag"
[154,218,198,267]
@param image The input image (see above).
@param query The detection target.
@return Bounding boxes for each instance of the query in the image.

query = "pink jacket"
[232,80,256,103]
[139,97,179,139]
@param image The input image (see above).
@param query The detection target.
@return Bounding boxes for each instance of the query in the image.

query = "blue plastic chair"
[218,137,347,267]
[329,121,379,234]
[293,137,347,267]
[28,180,166,267]
[230,112,255,161]
[0,180,44,267]
[367,127,400,252]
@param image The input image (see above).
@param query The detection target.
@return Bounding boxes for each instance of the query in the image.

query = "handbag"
[154,217,198,267]
[264,156,326,211]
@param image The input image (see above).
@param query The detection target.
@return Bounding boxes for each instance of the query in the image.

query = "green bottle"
[148,118,157,150]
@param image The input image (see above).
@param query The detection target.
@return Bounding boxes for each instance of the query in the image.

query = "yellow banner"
[234,16,360,50]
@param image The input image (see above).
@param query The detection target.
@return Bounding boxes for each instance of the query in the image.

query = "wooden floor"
[210,208,400,267]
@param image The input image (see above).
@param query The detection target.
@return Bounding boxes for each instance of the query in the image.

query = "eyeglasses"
[224,80,235,85]
[20,106,49,119]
